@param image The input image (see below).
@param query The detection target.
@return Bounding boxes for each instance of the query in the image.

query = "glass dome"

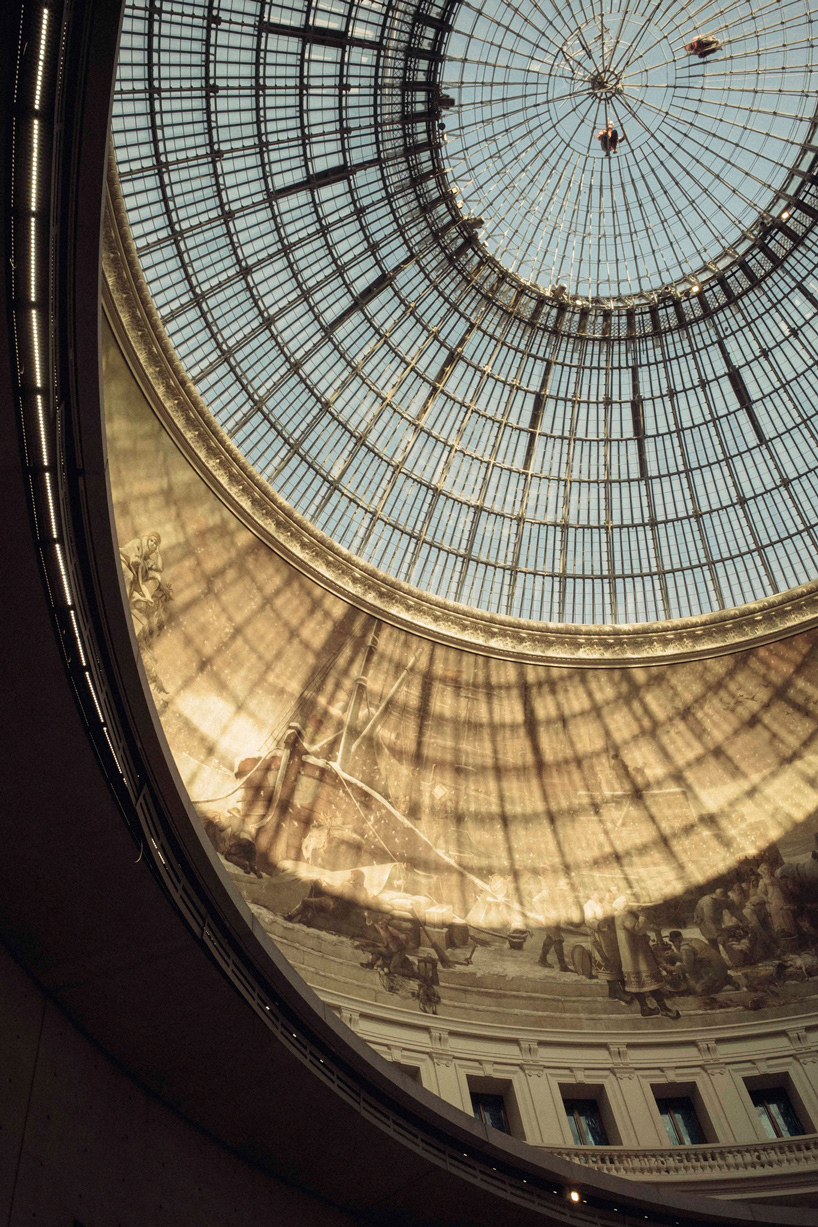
[112,0,818,625]
[443,0,818,298]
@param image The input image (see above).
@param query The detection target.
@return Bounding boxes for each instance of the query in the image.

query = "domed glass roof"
[443,0,817,297]
[112,0,818,625]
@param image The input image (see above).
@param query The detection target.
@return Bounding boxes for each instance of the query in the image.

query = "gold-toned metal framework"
[104,169,818,666]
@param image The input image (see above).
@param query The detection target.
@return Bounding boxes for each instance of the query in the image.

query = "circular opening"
[441,0,818,299]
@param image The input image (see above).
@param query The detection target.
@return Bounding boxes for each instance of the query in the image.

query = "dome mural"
[104,317,818,1034]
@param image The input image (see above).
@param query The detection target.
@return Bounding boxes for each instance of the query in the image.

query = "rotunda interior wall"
[102,305,818,1149]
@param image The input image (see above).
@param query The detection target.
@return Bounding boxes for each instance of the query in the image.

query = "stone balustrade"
[545,1133,818,1184]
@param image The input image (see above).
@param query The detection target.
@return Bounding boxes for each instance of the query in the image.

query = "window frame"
[470,1090,511,1135]
[655,1095,707,1147]
[563,1097,610,1148]
[743,1072,814,1141]
[466,1074,524,1139]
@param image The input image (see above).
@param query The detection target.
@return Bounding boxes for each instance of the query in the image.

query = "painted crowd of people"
[573,847,818,1019]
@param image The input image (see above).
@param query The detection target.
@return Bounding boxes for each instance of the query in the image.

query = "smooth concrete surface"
[0,945,359,1227]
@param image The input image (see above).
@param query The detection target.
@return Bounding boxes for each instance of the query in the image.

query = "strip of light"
[33,7,49,111]
[69,610,89,667]
[42,469,59,539]
[30,117,39,210]
[102,728,125,776]
[53,540,73,606]
[36,393,51,468]
[84,671,107,726]
[30,216,37,299]
[31,306,43,386]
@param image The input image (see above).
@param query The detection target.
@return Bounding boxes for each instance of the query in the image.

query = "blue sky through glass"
[442,0,817,297]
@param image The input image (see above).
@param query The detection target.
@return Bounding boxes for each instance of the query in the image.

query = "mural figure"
[757,862,798,951]
[119,529,173,709]
[585,887,632,1003]
[284,868,376,935]
[466,874,518,930]
[693,887,746,955]
[613,895,681,1019]
[779,845,818,937]
[119,530,172,642]
[535,877,580,972]
[664,931,732,997]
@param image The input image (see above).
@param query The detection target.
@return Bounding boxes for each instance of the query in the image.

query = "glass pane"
[750,1088,805,1139]
[471,1092,509,1134]
[580,1104,609,1147]
[566,1109,583,1146]
[675,1104,705,1146]
[657,1097,705,1146]
[660,1106,682,1147]
[755,1101,779,1140]
[564,1099,608,1146]
[766,1091,804,1138]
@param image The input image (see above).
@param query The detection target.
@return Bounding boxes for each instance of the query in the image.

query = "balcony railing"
[545,1133,818,1186]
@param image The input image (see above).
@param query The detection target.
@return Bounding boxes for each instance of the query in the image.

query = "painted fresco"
[103,321,818,1029]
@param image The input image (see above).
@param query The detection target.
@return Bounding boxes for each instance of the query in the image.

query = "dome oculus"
[440,0,818,300]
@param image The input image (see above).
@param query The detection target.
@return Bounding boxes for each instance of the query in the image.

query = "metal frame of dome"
[434,0,818,304]
[112,0,818,628]
[102,180,818,666]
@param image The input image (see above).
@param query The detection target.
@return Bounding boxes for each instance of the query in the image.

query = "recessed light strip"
[11,3,126,781]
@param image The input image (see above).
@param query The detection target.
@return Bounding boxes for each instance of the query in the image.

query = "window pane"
[769,1096,804,1138]
[755,1100,779,1140]
[471,1092,509,1134]
[566,1111,583,1146]
[657,1097,705,1146]
[660,1106,682,1146]
[751,1088,804,1138]
[750,1089,804,1133]
[564,1099,608,1146]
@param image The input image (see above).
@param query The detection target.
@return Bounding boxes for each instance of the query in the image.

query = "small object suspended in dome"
[685,34,722,59]
[596,122,625,156]
[431,84,456,116]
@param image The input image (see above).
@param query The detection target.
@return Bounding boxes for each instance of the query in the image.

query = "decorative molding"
[608,1045,636,1081]
[546,1133,818,1188]
[320,985,818,1053]
[103,167,818,668]
[429,1029,452,1065]
[787,1028,818,1063]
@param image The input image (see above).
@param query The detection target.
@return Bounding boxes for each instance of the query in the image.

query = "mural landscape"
[105,321,818,1029]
